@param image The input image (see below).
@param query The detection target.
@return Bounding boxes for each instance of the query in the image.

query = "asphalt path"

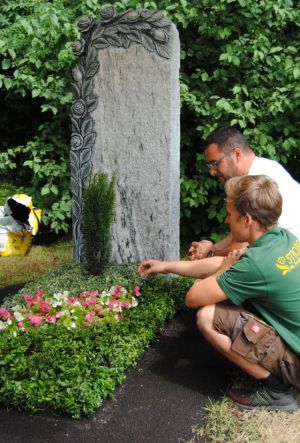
[0,286,233,443]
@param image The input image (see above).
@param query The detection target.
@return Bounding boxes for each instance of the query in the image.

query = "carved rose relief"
[71,99,87,118]
[77,15,94,33]
[100,6,117,22]
[70,134,84,151]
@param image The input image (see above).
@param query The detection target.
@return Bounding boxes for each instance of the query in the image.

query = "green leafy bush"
[0,262,190,418]
[0,0,299,239]
[82,173,116,275]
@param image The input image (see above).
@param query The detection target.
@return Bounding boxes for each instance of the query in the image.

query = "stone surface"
[92,30,180,263]
[70,8,180,263]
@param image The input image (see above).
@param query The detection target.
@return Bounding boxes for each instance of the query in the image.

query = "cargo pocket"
[281,348,300,390]
[231,316,280,372]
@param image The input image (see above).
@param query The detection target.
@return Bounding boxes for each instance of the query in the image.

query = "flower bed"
[0,285,141,335]
[0,262,191,418]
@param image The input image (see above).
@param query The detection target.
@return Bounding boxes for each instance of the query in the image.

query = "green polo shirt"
[217,227,300,355]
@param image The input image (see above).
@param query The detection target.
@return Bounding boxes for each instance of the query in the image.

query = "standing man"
[138,175,300,410]
[189,126,300,260]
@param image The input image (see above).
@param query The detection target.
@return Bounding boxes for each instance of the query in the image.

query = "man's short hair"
[201,126,251,153]
[225,175,282,228]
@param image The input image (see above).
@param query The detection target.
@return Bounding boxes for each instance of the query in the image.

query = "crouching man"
[138,175,300,411]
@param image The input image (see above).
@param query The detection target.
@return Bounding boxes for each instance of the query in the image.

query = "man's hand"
[215,248,246,276]
[137,259,167,278]
[188,240,213,261]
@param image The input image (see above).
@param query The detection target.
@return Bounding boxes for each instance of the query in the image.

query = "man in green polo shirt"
[138,175,300,410]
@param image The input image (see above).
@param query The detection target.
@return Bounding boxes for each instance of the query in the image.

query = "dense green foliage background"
[0,0,299,240]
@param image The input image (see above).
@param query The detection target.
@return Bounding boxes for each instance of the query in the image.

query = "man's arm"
[185,276,228,308]
[185,249,244,308]
[137,256,223,279]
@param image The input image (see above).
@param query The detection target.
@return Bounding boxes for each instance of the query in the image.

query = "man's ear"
[244,213,252,226]
[234,147,242,160]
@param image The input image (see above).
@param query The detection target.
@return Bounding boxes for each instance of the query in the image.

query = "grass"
[0,237,72,288]
[0,180,72,288]
[187,372,300,443]
[188,397,300,443]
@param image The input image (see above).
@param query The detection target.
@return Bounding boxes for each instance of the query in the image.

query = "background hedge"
[0,0,299,241]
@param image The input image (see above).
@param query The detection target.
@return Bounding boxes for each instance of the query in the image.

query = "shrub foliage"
[0,263,189,418]
[0,0,299,239]
[82,173,116,274]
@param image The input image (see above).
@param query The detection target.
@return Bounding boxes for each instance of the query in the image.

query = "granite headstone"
[71,6,180,263]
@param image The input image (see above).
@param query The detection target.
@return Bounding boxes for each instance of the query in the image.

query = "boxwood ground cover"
[0,262,192,418]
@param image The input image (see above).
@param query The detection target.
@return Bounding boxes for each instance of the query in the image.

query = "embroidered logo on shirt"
[250,323,261,334]
[276,239,300,276]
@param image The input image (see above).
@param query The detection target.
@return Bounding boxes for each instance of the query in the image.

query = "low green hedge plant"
[0,262,191,418]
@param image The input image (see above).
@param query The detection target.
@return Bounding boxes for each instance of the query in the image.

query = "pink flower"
[66,297,79,305]
[28,314,43,327]
[24,294,41,305]
[38,301,51,314]
[95,304,104,311]
[133,286,140,297]
[113,285,124,296]
[109,300,119,310]
[36,289,45,297]
[23,293,34,303]
[82,298,97,307]
[122,301,130,309]
[85,312,95,323]
[87,290,98,297]
[46,316,57,324]
[0,307,11,320]
[56,311,63,318]
[18,321,24,327]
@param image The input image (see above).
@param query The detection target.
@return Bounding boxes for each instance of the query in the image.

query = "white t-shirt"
[249,157,300,238]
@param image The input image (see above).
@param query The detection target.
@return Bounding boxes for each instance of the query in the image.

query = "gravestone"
[71,6,180,263]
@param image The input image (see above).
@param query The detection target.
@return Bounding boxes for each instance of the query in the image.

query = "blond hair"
[225,175,282,228]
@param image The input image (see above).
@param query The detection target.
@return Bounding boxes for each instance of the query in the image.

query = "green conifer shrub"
[81,172,115,275]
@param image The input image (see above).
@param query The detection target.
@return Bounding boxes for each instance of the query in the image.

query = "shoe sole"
[232,401,299,412]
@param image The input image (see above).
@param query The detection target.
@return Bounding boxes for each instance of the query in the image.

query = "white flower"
[6,319,12,325]
[131,298,138,307]
[12,304,22,311]
[52,301,62,307]
[12,331,17,337]
[53,292,65,301]
[14,311,25,322]
[71,322,76,328]
[0,321,7,330]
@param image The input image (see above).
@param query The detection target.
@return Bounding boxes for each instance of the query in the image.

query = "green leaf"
[2,59,11,70]
[293,68,300,79]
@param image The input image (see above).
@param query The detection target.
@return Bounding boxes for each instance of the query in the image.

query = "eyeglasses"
[206,149,235,170]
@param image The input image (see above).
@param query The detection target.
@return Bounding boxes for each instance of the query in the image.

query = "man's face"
[204,143,242,184]
[225,200,248,243]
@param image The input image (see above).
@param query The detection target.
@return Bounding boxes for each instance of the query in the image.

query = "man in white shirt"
[189,126,300,260]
